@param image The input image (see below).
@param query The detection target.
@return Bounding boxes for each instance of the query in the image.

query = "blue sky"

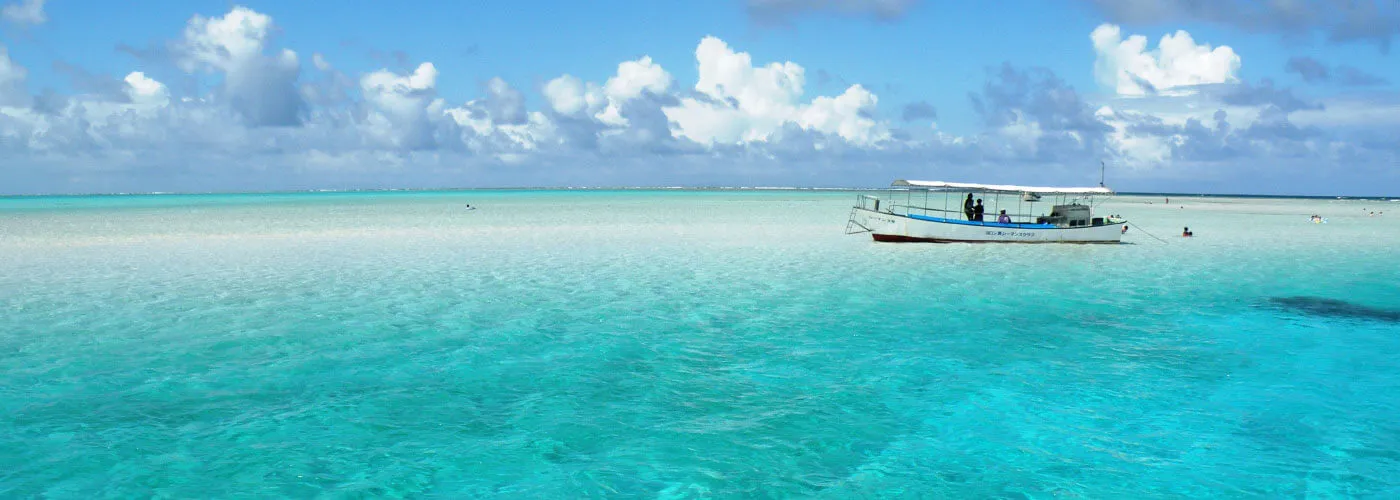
[2,0,1398,195]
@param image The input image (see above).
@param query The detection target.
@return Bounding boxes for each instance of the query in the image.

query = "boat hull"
[850,208,1124,244]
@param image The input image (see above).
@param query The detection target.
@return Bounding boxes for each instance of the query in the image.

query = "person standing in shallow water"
[964,193,975,220]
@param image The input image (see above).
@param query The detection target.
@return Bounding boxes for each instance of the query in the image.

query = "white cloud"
[178,7,275,72]
[1,0,45,25]
[1091,24,1241,96]
[123,72,169,105]
[797,84,885,144]
[596,56,672,126]
[449,77,560,154]
[542,75,604,116]
[604,56,672,102]
[312,53,331,71]
[177,7,305,126]
[360,62,446,149]
[663,36,889,146]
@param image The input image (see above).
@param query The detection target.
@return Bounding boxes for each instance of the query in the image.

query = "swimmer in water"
[1182,226,1193,237]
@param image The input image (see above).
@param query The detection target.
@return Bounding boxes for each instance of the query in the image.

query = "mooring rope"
[1126,220,1169,244]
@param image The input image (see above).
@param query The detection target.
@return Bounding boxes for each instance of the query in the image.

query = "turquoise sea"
[3,190,1400,497]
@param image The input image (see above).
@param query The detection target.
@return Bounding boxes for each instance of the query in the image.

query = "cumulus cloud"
[359,62,449,150]
[1081,0,1400,51]
[177,7,306,126]
[123,72,170,105]
[1091,24,1241,96]
[596,56,672,126]
[746,0,917,23]
[539,63,674,153]
[664,36,888,146]
[542,75,603,116]
[1,0,45,25]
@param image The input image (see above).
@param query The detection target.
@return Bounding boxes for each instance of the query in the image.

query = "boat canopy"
[891,179,1113,195]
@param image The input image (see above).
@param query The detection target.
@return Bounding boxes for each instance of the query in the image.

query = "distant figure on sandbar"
[964,193,975,220]
[997,209,1011,223]
[1182,226,1193,237]
[973,199,985,221]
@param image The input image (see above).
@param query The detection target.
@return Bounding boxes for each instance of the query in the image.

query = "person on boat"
[973,199,985,221]
[997,210,1011,223]
[963,193,975,220]
[1182,226,1193,237]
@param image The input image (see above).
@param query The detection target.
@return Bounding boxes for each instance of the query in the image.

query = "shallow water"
[3,190,1399,497]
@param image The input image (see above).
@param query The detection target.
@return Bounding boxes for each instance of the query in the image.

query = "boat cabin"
[1039,204,1099,227]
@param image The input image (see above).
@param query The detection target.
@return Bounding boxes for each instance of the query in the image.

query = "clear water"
[3,190,1399,497]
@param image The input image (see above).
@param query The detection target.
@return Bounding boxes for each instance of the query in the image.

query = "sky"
[1,0,1398,196]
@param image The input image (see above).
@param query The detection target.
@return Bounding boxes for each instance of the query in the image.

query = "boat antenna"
[1099,160,1106,188]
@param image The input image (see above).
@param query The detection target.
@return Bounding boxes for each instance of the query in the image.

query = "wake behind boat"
[845,179,1126,243]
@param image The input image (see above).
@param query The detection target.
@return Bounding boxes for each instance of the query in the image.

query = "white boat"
[845,179,1127,244]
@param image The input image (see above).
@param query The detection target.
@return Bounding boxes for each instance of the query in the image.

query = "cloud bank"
[0,6,1397,195]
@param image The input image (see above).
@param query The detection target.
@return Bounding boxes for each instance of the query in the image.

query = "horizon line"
[3,185,1399,200]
